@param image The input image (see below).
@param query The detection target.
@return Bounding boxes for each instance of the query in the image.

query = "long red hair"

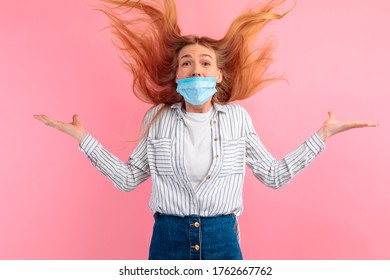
[97,0,290,131]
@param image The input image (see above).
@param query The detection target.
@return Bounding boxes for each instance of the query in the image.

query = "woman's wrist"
[75,131,88,144]
[316,127,329,143]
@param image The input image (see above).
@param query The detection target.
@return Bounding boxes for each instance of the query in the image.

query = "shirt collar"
[170,102,227,114]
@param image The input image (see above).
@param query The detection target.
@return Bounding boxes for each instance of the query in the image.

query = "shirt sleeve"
[243,109,325,189]
[78,134,150,192]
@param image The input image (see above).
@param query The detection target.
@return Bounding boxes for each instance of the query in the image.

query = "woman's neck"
[184,100,213,113]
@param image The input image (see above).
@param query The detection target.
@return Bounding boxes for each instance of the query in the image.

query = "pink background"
[1,0,389,259]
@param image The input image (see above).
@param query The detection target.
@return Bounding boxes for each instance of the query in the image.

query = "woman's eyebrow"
[200,54,213,59]
[180,54,213,60]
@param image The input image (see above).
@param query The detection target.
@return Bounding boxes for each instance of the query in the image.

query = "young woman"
[34,0,378,259]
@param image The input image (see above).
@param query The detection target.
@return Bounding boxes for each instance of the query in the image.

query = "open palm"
[317,112,379,142]
[33,114,88,143]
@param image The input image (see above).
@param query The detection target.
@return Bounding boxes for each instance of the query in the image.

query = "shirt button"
[194,222,200,228]
[213,137,219,141]
[205,175,211,180]
[212,120,217,125]
[194,245,200,251]
[214,155,220,160]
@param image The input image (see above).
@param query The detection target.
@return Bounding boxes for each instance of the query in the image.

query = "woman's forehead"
[178,44,216,60]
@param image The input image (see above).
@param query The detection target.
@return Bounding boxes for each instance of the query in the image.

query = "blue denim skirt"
[148,212,243,260]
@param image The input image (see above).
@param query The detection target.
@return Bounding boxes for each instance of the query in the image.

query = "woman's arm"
[245,111,378,189]
[34,114,150,191]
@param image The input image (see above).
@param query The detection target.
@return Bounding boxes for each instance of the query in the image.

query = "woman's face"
[176,44,222,82]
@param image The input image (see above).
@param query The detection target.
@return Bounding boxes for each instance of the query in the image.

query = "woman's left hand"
[316,112,379,142]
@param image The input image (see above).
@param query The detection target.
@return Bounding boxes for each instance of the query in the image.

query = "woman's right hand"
[34,114,88,144]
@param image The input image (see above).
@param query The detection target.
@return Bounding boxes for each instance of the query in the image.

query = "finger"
[348,121,379,128]
[34,114,46,120]
[72,114,81,126]
[33,114,52,125]
[34,114,63,129]
[370,121,379,127]
[360,121,379,127]
[33,114,42,121]
[363,121,379,127]
[328,111,336,120]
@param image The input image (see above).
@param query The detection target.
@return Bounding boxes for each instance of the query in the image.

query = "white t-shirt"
[182,107,215,189]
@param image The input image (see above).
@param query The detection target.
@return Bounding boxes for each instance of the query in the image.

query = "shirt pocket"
[220,136,246,177]
[147,138,174,176]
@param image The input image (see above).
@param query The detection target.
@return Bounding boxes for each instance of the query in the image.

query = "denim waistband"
[149,212,242,260]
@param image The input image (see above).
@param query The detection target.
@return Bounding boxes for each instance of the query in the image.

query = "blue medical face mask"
[176,77,218,106]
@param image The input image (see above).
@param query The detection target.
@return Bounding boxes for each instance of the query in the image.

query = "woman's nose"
[191,64,201,77]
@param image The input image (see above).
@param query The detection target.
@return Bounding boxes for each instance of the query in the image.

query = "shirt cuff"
[78,133,99,156]
[306,133,326,154]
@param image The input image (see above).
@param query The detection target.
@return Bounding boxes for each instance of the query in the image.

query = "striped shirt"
[79,102,325,217]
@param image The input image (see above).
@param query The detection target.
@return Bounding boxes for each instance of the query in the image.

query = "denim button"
[194,222,200,228]
[193,245,200,251]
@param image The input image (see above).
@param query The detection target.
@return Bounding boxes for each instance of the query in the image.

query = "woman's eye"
[202,62,211,66]
[181,61,190,66]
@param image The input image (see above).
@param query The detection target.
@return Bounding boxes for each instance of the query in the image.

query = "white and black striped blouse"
[79,102,325,217]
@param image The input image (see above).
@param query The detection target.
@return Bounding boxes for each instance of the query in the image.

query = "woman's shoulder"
[145,103,166,116]
[144,103,173,120]
[218,103,250,117]
[217,103,255,136]
[142,103,176,129]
